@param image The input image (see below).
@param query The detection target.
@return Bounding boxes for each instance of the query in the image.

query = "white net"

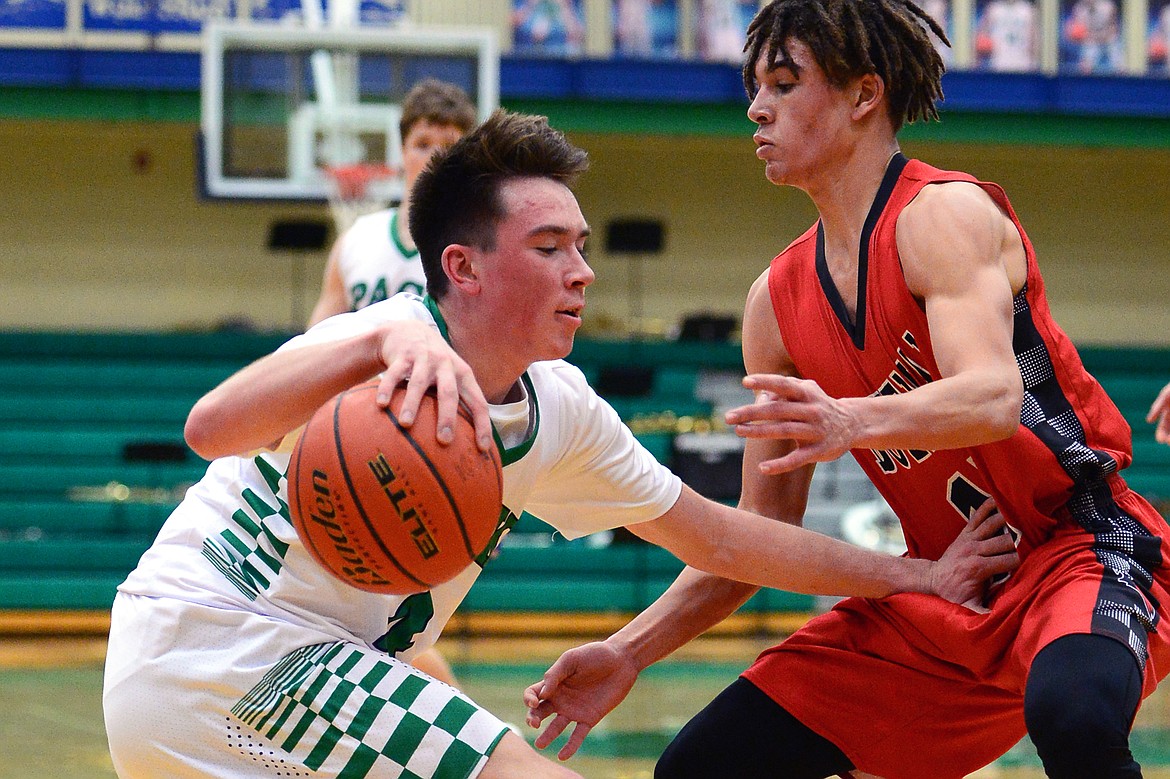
[324,163,402,234]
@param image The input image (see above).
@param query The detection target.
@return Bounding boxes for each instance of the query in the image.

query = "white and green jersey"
[118,293,681,663]
[337,209,427,310]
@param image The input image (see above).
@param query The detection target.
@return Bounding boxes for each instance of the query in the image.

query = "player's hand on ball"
[930,498,1019,611]
[523,641,639,760]
[374,320,493,452]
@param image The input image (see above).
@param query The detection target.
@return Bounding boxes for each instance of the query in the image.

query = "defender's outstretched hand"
[725,374,855,474]
[931,498,1019,611]
[522,641,639,760]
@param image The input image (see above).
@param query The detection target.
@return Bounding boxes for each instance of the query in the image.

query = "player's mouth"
[556,304,584,322]
[754,134,774,157]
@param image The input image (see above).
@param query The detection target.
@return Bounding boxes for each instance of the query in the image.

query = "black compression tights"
[654,677,854,779]
[655,634,1145,779]
[1025,633,1144,778]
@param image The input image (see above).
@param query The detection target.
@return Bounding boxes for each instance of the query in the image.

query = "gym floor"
[3,634,1169,779]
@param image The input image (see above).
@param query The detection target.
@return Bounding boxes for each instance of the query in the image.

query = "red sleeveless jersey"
[768,155,1157,567]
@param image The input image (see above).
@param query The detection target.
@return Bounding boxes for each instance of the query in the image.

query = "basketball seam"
[333,385,431,590]
[455,401,504,495]
[288,417,327,565]
[383,404,479,560]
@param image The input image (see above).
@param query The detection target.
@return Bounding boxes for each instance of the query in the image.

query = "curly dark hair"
[743,0,948,130]
[409,110,590,299]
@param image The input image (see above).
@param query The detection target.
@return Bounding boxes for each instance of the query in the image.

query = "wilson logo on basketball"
[308,470,392,589]
[368,454,440,559]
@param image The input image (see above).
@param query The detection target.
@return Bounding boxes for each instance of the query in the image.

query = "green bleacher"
[0,331,1166,621]
[1081,346,1170,503]
[0,329,774,618]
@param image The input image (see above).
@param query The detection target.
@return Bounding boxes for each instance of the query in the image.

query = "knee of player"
[1027,697,1122,745]
[1024,636,1141,751]
[1025,673,1133,755]
[656,730,708,778]
[481,731,583,779]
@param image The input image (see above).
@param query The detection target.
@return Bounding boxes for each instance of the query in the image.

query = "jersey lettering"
[946,468,1019,586]
[371,507,519,655]
[870,331,934,474]
[350,279,424,310]
[374,592,435,654]
[201,455,293,600]
[945,470,991,521]
[349,282,367,309]
[369,277,389,305]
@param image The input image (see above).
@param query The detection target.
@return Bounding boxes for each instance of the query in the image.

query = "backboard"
[200,21,499,202]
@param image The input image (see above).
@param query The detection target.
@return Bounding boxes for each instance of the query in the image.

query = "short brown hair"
[744,0,947,130]
[409,110,590,299]
[399,78,478,140]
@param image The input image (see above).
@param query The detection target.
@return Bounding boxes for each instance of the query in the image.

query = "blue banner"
[247,0,405,26]
[83,0,234,34]
[0,0,67,30]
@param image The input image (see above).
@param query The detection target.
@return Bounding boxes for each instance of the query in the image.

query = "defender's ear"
[852,72,886,121]
[442,245,481,295]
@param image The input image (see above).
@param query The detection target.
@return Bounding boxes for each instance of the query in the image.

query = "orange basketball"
[288,379,503,594]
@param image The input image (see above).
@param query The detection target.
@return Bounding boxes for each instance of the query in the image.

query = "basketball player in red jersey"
[524,1,1170,776]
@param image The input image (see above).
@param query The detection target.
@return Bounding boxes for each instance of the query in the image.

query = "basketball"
[288,379,503,595]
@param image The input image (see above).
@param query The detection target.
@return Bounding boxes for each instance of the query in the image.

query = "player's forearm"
[606,566,759,673]
[698,501,932,598]
[842,368,1021,452]
[640,488,932,600]
[185,329,386,459]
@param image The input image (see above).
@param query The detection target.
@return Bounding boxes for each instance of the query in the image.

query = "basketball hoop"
[324,162,401,234]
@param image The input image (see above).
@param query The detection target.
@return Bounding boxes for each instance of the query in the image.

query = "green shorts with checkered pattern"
[231,642,510,779]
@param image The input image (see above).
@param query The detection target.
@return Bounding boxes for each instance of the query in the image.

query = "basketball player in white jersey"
[308,78,477,327]
[307,78,477,687]
[104,111,1017,779]
[978,0,1040,71]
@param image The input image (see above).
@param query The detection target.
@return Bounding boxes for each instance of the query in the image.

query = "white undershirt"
[491,384,533,450]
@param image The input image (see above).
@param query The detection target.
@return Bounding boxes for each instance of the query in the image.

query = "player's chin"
[554,311,583,340]
[547,338,576,361]
[543,330,579,361]
[763,162,789,186]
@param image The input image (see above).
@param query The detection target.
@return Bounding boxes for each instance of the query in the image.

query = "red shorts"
[743,489,1170,779]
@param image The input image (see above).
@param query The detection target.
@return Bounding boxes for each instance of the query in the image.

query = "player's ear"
[852,72,885,121]
[442,244,481,295]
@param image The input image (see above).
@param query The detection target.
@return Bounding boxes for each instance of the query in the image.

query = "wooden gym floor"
[2,630,1169,779]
